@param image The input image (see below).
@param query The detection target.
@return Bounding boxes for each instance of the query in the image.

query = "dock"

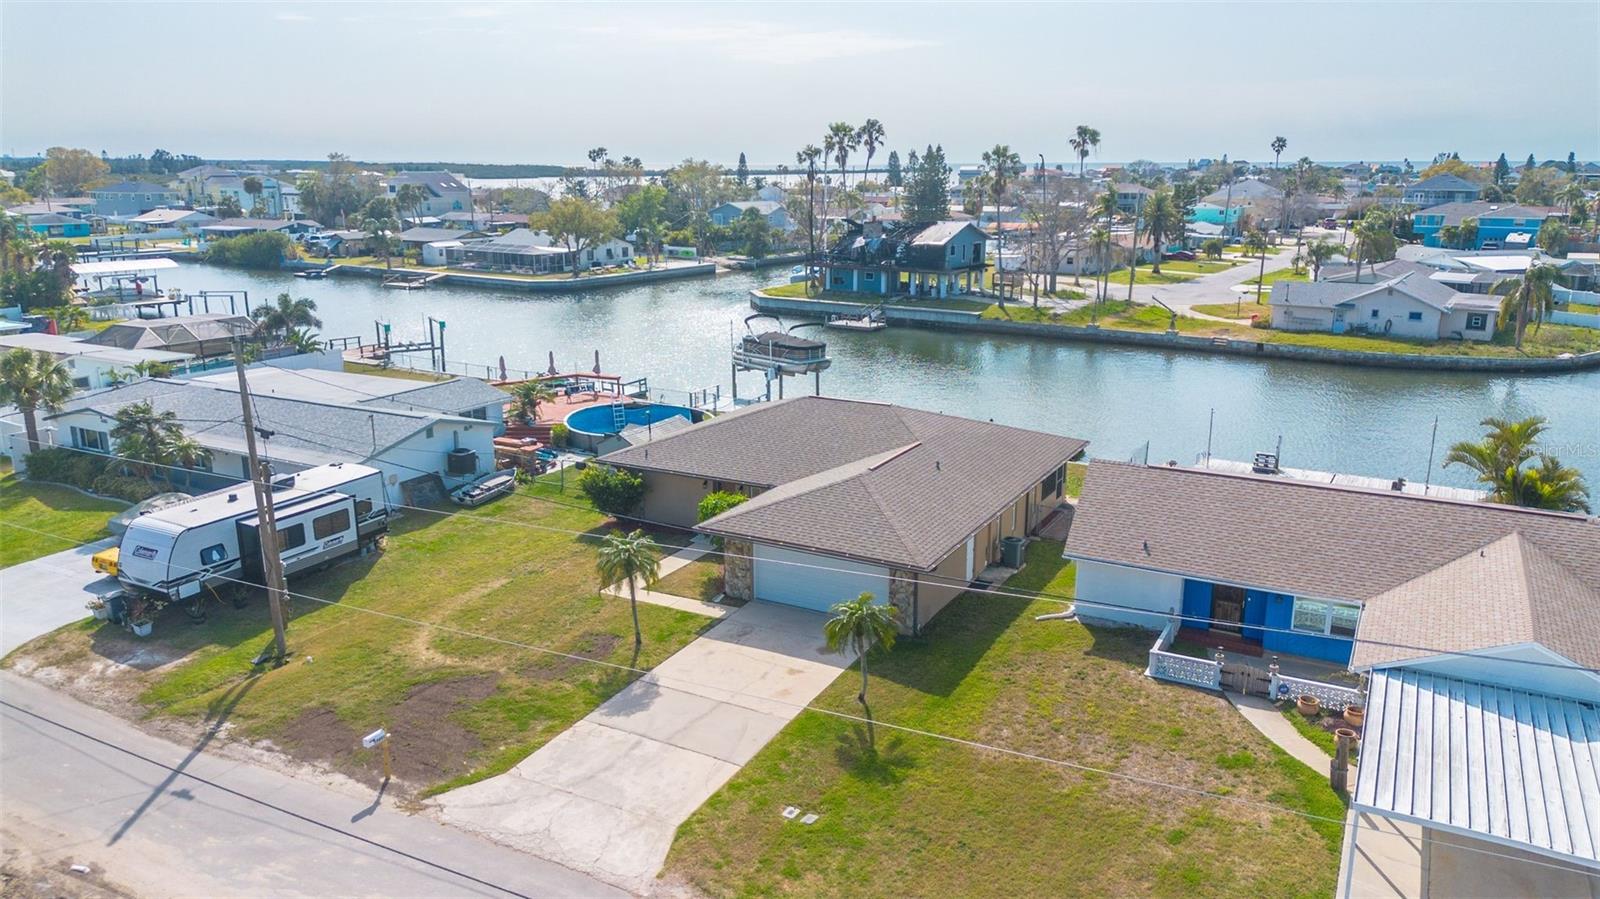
[1195,457,1488,502]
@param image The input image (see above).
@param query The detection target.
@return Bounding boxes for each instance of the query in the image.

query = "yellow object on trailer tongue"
[91,546,120,576]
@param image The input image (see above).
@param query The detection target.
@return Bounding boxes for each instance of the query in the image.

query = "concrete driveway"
[435,601,849,891]
[0,539,117,656]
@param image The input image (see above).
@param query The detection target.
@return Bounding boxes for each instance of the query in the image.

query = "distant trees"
[203,231,293,268]
[857,119,885,182]
[295,152,377,227]
[1271,136,1287,169]
[243,176,265,215]
[30,147,110,196]
[732,207,773,258]
[614,184,668,268]
[1445,417,1590,513]
[1416,156,1487,184]
[533,197,618,276]
[903,144,951,224]
[824,122,859,192]
[214,195,244,219]
[1493,153,1511,185]
[1306,240,1339,281]
[885,150,902,188]
[1201,238,1226,260]
[1536,219,1569,257]
[1019,175,1085,293]
[1513,167,1571,206]
[735,152,749,187]
[251,293,322,341]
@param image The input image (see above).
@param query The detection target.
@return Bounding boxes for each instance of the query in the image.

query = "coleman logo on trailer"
[132,546,158,560]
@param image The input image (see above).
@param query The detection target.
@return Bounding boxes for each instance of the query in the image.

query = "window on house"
[73,427,109,452]
[199,544,227,566]
[465,407,487,420]
[276,523,306,552]
[312,509,350,540]
[1408,311,1423,321]
[1370,309,1380,319]
[73,377,91,389]
[425,425,434,439]
[1290,598,1360,636]
[948,244,955,256]
[1467,313,1487,331]
[1042,464,1067,498]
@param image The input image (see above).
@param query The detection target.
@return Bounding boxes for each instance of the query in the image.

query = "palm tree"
[1271,136,1287,169]
[1558,181,1586,216]
[0,348,74,451]
[110,400,211,488]
[509,380,555,424]
[823,591,899,747]
[1444,416,1590,512]
[596,529,661,648]
[1245,230,1271,308]
[394,184,425,226]
[1070,125,1101,180]
[284,328,324,354]
[44,304,89,333]
[857,119,885,183]
[797,145,823,293]
[824,122,859,193]
[129,359,174,379]
[1492,263,1560,348]
[251,293,322,341]
[1306,240,1339,281]
[1092,190,1117,301]
[1141,189,1182,274]
[243,175,264,216]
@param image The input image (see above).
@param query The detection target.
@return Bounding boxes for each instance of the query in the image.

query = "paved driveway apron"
[436,601,848,891]
[0,539,117,656]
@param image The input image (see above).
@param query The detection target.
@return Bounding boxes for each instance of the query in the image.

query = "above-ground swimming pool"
[565,402,696,439]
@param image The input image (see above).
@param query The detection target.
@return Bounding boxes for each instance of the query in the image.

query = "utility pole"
[233,337,290,664]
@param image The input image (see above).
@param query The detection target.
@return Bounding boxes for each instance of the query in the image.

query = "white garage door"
[753,544,891,612]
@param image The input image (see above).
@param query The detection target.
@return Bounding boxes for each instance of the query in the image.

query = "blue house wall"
[1413,212,1553,249]
[1177,578,1353,665]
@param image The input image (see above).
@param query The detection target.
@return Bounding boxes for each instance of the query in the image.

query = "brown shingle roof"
[1349,533,1600,670]
[1064,462,1600,603]
[602,397,1086,570]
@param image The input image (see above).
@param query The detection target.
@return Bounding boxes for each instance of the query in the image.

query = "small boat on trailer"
[451,471,517,507]
[383,273,429,290]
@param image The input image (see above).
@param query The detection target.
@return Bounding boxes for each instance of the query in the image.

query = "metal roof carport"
[1344,669,1600,896]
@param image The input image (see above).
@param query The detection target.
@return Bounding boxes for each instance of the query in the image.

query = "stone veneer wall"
[889,569,918,634]
[723,539,754,602]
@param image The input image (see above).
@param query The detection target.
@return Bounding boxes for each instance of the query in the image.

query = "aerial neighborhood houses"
[707,200,795,232]
[382,170,473,218]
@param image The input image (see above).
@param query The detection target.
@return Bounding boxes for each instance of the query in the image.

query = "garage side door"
[752,544,891,612]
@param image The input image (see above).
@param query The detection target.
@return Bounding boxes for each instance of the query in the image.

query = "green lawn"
[1118,265,1198,285]
[1226,244,1287,257]
[0,466,126,568]
[1278,702,1359,765]
[1192,302,1270,320]
[1564,302,1600,315]
[1244,268,1310,287]
[758,283,990,313]
[1065,461,1088,498]
[654,556,725,602]
[1157,259,1245,274]
[665,540,1344,898]
[341,361,451,381]
[4,486,713,797]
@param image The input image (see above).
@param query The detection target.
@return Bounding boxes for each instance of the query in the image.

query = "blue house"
[17,212,91,238]
[1401,173,1481,207]
[1063,462,1600,667]
[89,180,182,218]
[1411,201,1560,248]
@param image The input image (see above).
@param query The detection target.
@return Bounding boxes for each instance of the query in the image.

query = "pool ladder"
[611,402,627,431]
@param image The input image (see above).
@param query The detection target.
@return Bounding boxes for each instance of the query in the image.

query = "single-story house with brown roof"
[1064,462,1600,668]
[597,396,1086,632]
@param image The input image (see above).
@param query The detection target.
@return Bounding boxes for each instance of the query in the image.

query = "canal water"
[166,263,1599,491]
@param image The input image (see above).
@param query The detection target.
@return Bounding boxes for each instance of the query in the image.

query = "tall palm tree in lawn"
[596,529,661,648]
[252,292,322,342]
[509,379,556,424]
[1141,189,1182,275]
[823,591,899,748]
[361,215,400,270]
[1090,225,1111,302]
[982,144,1021,270]
[1245,230,1271,309]
[824,122,859,196]
[1092,189,1117,300]
[1444,416,1590,512]
[0,348,74,452]
[1070,125,1100,180]
[856,119,885,184]
[1271,136,1287,169]
[1492,263,1560,348]
[1306,240,1339,281]
[797,145,823,292]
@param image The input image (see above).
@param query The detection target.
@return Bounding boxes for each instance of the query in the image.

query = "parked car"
[1162,250,1195,261]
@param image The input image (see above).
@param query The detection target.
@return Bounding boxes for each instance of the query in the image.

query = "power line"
[18,439,1600,674]
[3,523,1593,879]
[0,698,535,899]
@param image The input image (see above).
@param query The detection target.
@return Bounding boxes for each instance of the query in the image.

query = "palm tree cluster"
[1492,263,1560,349]
[0,347,74,451]
[508,380,556,425]
[1444,416,1589,513]
[110,400,212,489]
[1070,125,1101,179]
[251,293,322,346]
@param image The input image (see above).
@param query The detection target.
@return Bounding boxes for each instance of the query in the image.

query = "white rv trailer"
[116,462,389,602]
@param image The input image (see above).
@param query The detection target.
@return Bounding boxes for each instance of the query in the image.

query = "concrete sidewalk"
[436,601,849,892]
[603,536,734,619]
[1,538,118,656]
[1225,692,1335,773]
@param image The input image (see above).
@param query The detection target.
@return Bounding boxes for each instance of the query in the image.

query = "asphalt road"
[0,672,628,899]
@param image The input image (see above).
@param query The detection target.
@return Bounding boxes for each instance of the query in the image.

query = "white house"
[0,332,193,391]
[578,236,634,270]
[126,208,218,234]
[1269,271,1500,341]
[381,171,473,217]
[33,370,509,505]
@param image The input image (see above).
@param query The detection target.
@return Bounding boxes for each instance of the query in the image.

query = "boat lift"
[731,314,832,402]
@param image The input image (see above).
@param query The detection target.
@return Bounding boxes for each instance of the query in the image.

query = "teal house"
[19,212,91,238]
[1412,202,1560,248]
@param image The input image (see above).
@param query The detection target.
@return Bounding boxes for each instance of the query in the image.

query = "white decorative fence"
[1145,618,1222,691]
[1270,672,1363,711]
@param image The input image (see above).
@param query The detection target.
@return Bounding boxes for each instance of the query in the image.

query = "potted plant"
[129,617,154,637]
[1343,703,1365,727]
[1297,694,1321,717]
[1335,726,1360,746]
[85,596,110,621]
[126,598,155,637]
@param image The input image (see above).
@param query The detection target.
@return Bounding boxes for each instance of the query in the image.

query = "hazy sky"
[3,1,1597,167]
